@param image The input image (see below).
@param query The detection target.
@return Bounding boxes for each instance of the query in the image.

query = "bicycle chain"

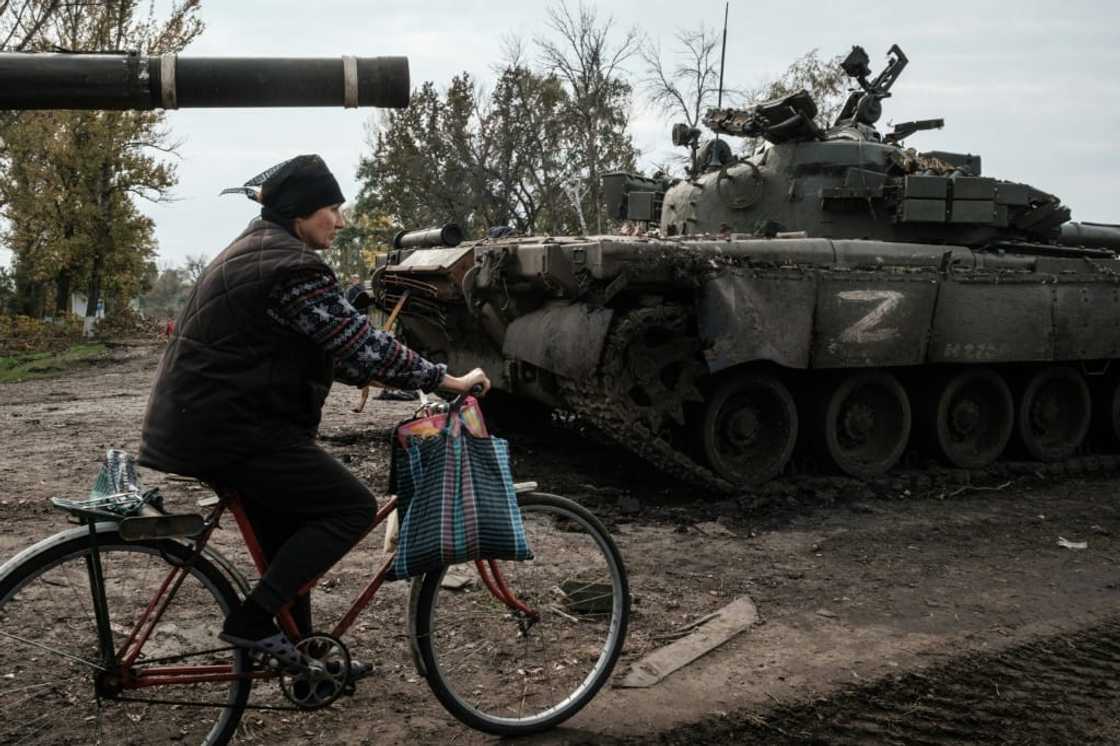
[558,306,737,496]
[116,695,306,711]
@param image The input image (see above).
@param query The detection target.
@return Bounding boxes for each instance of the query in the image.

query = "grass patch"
[0,343,110,383]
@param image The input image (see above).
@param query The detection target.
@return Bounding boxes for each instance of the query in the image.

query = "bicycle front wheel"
[0,526,250,745]
[414,492,630,736]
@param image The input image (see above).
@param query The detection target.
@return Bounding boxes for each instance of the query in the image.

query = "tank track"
[556,307,1120,498]
[558,306,737,496]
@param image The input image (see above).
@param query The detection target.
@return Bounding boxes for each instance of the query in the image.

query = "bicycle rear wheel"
[0,526,250,745]
[413,492,629,736]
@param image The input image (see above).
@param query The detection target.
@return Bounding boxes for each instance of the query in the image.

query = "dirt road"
[2,342,1119,744]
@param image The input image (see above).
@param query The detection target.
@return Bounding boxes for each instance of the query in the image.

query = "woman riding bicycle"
[138,154,490,669]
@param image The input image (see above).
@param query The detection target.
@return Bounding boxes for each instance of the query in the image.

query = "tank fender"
[502,301,613,379]
[699,270,815,373]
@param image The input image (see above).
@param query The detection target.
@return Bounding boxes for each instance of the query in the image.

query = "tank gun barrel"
[1056,222,1120,252]
[0,52,409,110]
[392,224,463,250]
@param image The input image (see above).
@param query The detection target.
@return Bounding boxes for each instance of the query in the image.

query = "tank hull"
[376,234,1120,490]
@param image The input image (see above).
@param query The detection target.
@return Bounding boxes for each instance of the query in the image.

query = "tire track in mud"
[649,619,1120,745]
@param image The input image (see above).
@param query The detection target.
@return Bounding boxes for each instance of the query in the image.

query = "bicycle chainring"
[278,633,351,710]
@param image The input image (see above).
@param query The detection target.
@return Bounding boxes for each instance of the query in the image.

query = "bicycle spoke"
[0,628,108,671]
[62,558,98,643]
[11,707,62,746]
[0,679,66,699]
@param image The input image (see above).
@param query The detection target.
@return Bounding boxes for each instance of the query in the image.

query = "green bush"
[0,313,83,354]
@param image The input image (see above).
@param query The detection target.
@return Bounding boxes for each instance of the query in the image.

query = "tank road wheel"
[823,370,911,478]
[934,368,1015,468]
[1017,366,1091,461]
[700,373,798,486]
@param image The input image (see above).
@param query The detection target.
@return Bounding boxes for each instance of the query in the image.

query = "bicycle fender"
[0,523,247,599]
[200,545,252,599]
[0,523,120,587]
[407,578,428,678]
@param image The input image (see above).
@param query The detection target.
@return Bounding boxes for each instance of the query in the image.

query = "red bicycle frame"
[116,488,537,690]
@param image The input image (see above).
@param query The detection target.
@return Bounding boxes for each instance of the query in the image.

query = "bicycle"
[0,457,629,743]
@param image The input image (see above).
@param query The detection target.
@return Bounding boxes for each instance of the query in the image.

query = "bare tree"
[641,25,726,131]
[537,1,639,233]
[183,254,208,286]
[0,0,68,52]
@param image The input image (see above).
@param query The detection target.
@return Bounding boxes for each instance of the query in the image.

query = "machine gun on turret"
[833,43,908,127]
[884,118,945,145]
[699,43,929,149]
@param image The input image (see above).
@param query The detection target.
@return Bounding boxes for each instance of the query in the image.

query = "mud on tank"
[375,43,1120,493]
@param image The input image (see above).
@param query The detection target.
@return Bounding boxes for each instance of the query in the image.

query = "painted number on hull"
[834,289,903,346]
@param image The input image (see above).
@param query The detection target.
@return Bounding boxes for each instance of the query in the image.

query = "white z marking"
[836,289,903,344]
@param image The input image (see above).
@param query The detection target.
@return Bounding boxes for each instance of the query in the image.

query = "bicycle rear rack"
[51,495,206,540]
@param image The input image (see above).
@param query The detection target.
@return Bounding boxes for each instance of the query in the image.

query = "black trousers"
[214,441,377,635]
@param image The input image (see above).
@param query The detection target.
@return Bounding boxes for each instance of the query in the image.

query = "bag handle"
[439,384,486,439]
[439,393,471,439]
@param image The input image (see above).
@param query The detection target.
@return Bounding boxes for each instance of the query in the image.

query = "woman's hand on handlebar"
[439,368,491,397]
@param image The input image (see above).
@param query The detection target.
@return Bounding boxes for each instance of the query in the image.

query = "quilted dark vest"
[138,219,334,477]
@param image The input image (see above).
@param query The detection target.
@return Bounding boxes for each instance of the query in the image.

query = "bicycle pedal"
[340,665,372,697]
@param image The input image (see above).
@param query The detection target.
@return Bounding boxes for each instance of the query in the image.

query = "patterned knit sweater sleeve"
[267,269,446,391]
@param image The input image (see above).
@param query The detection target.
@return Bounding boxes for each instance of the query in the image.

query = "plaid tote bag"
[388,401,533,581]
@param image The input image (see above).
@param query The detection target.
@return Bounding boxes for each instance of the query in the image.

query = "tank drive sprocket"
[559,307,736,495]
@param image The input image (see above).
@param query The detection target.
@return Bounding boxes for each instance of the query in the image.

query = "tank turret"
[657,43,1119,253]
[0,52,408,110]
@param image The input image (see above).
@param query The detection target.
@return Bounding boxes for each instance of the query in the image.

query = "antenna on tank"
[713,1,729,144]
[716,2,729,110]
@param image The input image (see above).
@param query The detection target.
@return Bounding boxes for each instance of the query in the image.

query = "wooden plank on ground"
[618,595,759,688]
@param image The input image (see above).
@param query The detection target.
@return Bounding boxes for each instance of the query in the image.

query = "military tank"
[373,43,1120,493]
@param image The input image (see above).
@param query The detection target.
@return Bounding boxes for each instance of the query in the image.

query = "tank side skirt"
[930,276,1055,364]
[1052,277,1120,360]
[699,269,816,374]
[502,303,614,380]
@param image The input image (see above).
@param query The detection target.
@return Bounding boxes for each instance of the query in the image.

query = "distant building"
[69,294,105,320]
[69,294,141,318]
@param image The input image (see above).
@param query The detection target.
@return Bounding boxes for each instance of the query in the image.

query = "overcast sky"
[2,0,1119,270]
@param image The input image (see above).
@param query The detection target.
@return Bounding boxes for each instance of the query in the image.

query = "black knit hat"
[257,154,345,219]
